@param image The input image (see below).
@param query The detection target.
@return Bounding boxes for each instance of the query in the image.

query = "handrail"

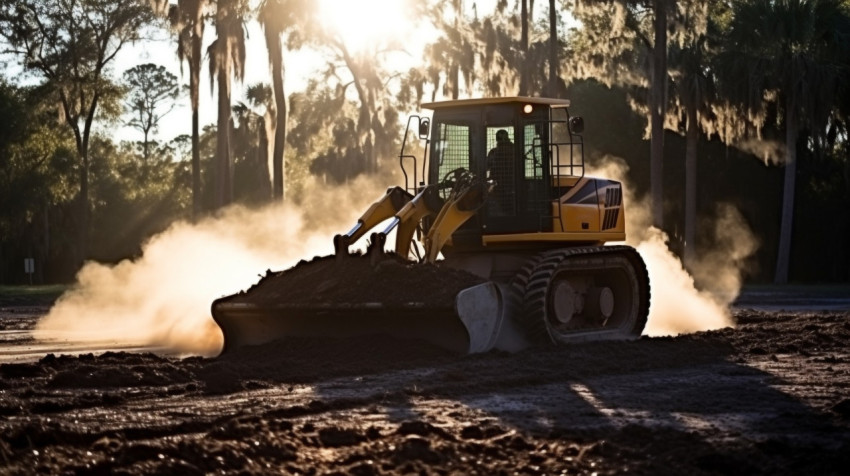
[398,115,430,193]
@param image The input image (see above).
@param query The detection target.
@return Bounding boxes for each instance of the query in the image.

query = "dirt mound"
[224,253,486,308]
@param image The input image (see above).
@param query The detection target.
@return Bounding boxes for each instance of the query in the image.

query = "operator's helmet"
[496,129,510,143]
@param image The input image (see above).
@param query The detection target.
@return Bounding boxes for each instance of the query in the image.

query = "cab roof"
[421,96,570,110]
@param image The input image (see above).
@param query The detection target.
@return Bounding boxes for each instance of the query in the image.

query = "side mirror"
[569,116,584,134]
[419,118,430,139]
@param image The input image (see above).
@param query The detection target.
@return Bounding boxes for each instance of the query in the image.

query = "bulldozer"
[212,97,650,354]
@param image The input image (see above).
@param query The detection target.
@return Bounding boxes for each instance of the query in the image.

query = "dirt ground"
[1,299,849,474]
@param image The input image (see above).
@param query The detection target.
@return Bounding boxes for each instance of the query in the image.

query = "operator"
[487,129,514,215]
[487,129,514,177]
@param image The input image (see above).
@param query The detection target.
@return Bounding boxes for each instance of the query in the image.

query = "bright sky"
[112,21,320,144]
[111,0,508,145]
[113,0,431,144]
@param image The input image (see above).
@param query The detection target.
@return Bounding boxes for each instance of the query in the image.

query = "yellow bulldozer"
[212,97,650,354]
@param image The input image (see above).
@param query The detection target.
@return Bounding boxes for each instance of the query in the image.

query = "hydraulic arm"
[334,171,490,263]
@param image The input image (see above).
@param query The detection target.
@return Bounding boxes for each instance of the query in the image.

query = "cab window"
[433,122,471,187]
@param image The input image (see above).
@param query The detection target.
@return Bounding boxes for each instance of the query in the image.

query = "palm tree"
[258,0,288,202]
[720,0,850,284]
[257,0,314,202]
[208,0,248,209]
[259,0,285,202]
[152,0,209,220]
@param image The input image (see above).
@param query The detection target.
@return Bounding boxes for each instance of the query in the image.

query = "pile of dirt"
[224,253,487,308]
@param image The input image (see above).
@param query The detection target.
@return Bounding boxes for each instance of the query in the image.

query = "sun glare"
[319,0,410,52]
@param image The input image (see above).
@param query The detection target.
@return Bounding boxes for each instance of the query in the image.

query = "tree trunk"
[77,99,96,264]
[216,58,233,209]
[192,95,201,217]
[272,66,286,201]
[191,22,203,219]
[78,151,89,263]
[450,0,461,99]
[40,200,49,284]
[684,103,698,266]
[650,0,667,229]
[258,115,272,198]
[450,61,459,100]
[548,0,557,96]
[265,23,287,202]
[143,129,150,164]
[774,95,798,284]
[341,45,377,175]
[519,0,529,96]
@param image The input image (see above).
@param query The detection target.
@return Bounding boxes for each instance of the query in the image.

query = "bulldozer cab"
[404,97,584,244]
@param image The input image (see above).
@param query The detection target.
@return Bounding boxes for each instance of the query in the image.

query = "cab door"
[427,109,484,248]
[482,104,550,234]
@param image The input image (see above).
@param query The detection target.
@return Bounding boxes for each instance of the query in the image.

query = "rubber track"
[519,246,651,345]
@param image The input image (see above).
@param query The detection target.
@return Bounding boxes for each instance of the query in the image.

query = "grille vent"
[602,186,622,230]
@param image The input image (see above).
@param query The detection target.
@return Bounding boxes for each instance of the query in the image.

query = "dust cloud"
[734,138,786,166]
[589,156,758,336]
[35,156,755,356]
[689,203,760,303]
[35,175,395,357]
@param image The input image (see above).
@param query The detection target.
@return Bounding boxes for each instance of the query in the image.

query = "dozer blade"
[212,281,521,355]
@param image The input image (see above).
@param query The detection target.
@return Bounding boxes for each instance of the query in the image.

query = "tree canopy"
[0,0,848,284]
[123,63,181,162]
[0,0,158,264]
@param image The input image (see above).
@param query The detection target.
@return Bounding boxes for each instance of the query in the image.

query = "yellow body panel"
[426,202,479,261]
[554,203,601,232]
[482,231,625,244]
[550,175,626,235]
[425,182,490,262]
